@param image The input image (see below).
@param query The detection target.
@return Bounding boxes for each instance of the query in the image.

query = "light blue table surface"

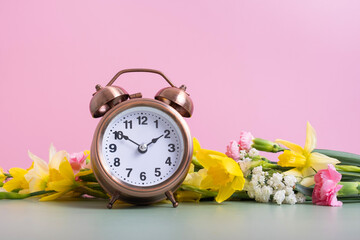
[1,199,359,240]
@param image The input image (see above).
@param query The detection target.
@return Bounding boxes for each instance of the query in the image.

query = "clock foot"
[165,191,178,208]
[107,194,119,209]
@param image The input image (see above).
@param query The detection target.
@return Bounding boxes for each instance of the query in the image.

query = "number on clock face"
[101,106,184,186]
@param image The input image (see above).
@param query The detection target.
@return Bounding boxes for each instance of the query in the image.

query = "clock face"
[101,106,184,187]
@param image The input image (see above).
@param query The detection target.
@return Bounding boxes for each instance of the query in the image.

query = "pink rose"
[69,152,87,174]
[238,131,254,151]
[226,140,240,160]
[312,164,343,207]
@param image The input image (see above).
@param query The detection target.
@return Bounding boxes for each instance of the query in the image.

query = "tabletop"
[1,199,359,240]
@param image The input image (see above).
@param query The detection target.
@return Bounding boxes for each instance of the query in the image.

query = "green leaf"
[314,149,360,167]
[295,183,313,197]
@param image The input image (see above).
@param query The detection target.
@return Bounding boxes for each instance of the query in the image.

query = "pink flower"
[226,140,240,160]
[69,152,88,174]
[238,131,254,151]
[312,164,343,207]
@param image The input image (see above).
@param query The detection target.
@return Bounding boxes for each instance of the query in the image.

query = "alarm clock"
[89,69,194,209]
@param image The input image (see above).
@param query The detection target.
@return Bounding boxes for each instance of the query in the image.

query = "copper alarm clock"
[89,69,194,209]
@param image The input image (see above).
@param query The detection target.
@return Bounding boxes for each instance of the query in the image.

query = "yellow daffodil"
[276,122,340,185]
[40,160,81,201]
[195,140,245,203]
[0,167,5,183]
[3,167,30,194]
[25,144,68,193]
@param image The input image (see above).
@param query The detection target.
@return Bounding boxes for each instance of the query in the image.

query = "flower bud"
[252,138,284,153]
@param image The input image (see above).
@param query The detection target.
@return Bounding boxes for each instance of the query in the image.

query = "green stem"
[74,186,109,199]
[0,190,54,200]
[78,173,97,182]
[180,184,217,198]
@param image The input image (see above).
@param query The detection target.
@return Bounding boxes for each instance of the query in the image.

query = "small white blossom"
[248,148,259,157]
[258,175,266,186]
[252,166,263,176]
[285,186,294,196]
[238,157,252,176]
[284,175,297,187]
[239,150,247,160]
[268,173,285,190]
[273,190,286,205]
[295,193,306,203]
[255,186,272,203]
[284,193,297,205]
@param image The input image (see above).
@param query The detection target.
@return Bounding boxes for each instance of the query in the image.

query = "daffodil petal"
[283,168,303,177]
[200,175,215,190]
[301,177,315,187]
[8,168,27,178]
[301,167,316,177]
[49,151,68,170]
[193,137,201,153]
[304,122,317,154]
[49,143,57,161]
[47,179,75,192]
[59,161,75,181]
[3,179,21,192]
[231,176,245,191]
[27,151,49,178]
[275,139,303,154]
[39,191,68,201]
[75,169,93,177]
[183,171,203,187]
[220,157,243,176]
[309,152,340,172]
[215,182,235,203]
[28,151,48,173]
[196,149,226,169]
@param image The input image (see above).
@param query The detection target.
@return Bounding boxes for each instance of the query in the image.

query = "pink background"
[1,1,359,170]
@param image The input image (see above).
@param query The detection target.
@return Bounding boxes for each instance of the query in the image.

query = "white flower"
[268,172,284,190]
[258,175,265,186]
[285,186,294,196]
[239,150,247,160]
[252,166,263,176]
[238,157,252,176]
[248,148,259,157]
[254,186,273,203]
[284,193,297,205]
[284,175,297,187]
[295,193,306,203]
[273,190,286,205]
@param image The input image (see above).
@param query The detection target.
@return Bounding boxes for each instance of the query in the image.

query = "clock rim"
[90,98,193,204]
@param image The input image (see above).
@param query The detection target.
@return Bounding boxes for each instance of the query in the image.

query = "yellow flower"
[40,160,80,201]
[196,146,245,203]
[25,144,68,193]
[276,122,340,185]
[3,168,30,194]
[0,167,5,183]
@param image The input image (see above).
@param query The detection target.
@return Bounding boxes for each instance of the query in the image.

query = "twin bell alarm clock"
[89,69,194,209]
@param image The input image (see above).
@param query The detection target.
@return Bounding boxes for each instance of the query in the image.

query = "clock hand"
[147,134,164,147]
[122,134,140,147]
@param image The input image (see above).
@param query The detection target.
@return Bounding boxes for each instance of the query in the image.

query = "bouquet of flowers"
[1,122,359,207]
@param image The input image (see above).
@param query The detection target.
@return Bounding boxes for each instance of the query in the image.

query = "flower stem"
[0,190,54,199]
[74,186,109,199]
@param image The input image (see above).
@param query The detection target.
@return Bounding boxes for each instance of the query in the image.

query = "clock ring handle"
[106,68,176,88]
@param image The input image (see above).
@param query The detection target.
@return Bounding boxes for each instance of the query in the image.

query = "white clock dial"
[101,106,184,187]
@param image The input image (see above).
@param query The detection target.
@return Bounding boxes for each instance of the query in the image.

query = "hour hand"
[123,135,140,147]
[114,131,140,146]
[147,134,164,146]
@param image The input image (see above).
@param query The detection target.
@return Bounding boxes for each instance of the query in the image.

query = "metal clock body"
[89,69,194,208]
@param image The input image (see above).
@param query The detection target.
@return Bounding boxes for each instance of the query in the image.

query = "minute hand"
[147,134,164,146]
